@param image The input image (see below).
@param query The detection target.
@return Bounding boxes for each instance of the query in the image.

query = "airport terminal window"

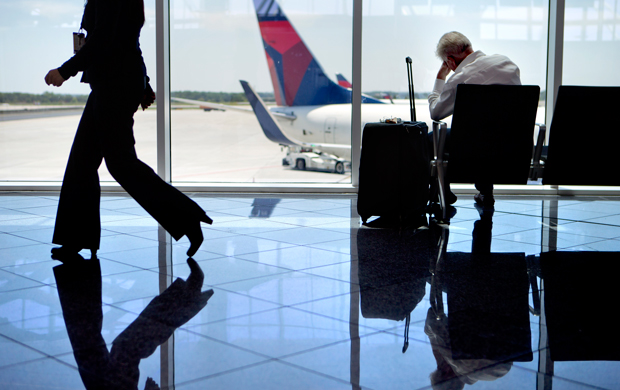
[562,0,620,86]
[361,0,548,131]
[0,0,156,182]
[2,0,618,190]
[169,0,354,184]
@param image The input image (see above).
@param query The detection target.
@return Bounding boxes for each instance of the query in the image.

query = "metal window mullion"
[158,225,174,389]
[156,0,171,182]
[545,0,565,129]
[351,0,363,188]
[156,1,174,387]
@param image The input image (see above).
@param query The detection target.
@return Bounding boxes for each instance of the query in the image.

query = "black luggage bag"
[357,121,430,223]
[357,57,430,224]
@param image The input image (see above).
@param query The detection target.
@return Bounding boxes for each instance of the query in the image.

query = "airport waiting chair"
[542,86,620,186]
[431,84,541,221]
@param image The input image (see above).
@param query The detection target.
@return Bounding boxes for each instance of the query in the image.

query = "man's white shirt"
[428,50,522,121]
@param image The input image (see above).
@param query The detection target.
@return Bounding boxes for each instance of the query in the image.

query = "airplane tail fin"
[253,0,381,106]
[336,74,352,88]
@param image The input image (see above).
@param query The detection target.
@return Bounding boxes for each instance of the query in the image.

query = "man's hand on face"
[437,62,451,81]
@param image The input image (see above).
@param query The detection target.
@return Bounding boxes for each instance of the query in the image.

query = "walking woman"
[45,0,211,259]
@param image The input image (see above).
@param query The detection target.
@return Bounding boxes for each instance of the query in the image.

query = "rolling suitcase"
[357,57,430,224]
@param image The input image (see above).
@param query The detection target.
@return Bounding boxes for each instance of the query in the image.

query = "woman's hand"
[141,82,156,110]
[45,69,66,87]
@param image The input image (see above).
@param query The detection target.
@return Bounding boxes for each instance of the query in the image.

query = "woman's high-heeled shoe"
[186,213,213,257]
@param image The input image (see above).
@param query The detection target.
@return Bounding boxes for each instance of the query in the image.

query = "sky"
[1,0,619,96]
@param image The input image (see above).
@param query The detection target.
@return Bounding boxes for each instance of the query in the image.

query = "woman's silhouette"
[45,0,211,259]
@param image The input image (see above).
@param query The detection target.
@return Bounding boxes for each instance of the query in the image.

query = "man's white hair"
[435,32,472,62]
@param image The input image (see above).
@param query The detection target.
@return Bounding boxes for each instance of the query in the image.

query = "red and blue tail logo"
[253,0,381,107]
[336,73,353,88]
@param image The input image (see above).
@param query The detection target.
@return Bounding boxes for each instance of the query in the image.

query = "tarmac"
[0,107,352,184]
[0,103,546,184]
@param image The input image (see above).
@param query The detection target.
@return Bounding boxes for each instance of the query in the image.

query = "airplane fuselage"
[270,103,423,160]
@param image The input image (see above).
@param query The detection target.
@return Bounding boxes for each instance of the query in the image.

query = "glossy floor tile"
[1,192,620,389]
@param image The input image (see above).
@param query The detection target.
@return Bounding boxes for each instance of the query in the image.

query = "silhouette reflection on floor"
[54,256,213,390]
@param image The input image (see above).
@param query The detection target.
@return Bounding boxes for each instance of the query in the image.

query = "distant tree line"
[257,92,275,102]
[0,91,277,106]
[172,91,246,103]
[367,92,430,100]
[0,92,88,105]
[172,91,275,103]
[1,90,548,106]
[370,90,547,102]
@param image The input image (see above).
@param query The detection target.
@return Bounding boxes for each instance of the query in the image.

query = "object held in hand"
[73,32,85,54]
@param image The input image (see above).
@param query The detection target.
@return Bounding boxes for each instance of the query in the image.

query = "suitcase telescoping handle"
[405,56,417,122]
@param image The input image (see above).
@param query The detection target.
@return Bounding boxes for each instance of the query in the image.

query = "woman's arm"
[57,0,121,80]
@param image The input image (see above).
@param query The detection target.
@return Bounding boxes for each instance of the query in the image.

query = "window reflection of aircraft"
[249,198,280,218]
[173,0,412,164]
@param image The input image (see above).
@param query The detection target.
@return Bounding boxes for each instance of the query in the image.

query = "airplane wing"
[240,80,300,146]
[171,97,296,121]
[171,97,251,113]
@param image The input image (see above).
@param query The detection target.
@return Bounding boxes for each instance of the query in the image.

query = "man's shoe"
[474,192,495,207]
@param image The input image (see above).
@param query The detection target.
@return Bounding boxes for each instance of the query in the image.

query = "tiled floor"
[1,192,620,389]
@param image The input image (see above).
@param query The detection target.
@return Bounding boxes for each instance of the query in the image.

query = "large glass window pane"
[563,0,620,86]
[0,0,156,182]
[361,0,548,128]
[170,0,353,184]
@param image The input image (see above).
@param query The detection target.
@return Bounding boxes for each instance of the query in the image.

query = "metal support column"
[541,199,558,253]
[545,0,565,130]
[351,0,363,188]
[537,283,554,390]
[156,1,173,384]
[350,197,361,390]
[156,0,172,182]
[158,225,174,389]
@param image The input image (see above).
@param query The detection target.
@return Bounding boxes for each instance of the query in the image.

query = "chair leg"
[437,163,447,222]
[431,120,449,223]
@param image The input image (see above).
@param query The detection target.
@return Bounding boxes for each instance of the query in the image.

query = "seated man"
[429,31,521,207]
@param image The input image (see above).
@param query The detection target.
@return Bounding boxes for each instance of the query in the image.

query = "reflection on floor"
[1,192,620,389]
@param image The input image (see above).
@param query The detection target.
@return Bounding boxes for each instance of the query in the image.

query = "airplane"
[336,73,352,89]
[173,0,413,165]
[335,73,399,104]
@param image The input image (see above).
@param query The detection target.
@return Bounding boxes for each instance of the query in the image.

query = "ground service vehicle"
[283,147,349,174]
